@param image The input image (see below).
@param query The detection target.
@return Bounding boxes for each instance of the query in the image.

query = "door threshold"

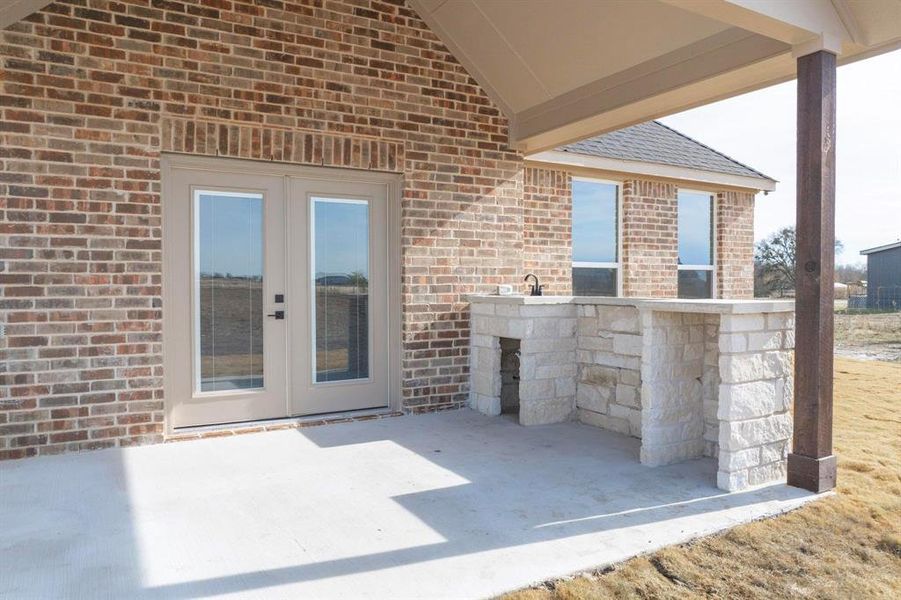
[166,407,403,443]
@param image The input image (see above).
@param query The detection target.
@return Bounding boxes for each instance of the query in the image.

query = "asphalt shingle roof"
[558,121,775,182]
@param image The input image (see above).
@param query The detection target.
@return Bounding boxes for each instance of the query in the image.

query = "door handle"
[267,311,285,320]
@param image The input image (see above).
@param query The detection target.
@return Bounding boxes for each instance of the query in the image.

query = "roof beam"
[510,29,790,153]
[0,0,53,30]
[661,0,854,53]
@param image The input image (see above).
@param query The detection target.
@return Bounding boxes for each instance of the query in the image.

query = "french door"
[164,159,391,429]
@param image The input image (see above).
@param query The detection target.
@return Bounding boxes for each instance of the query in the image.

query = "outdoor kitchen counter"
[465,294,795,313]
[467,295,796,492]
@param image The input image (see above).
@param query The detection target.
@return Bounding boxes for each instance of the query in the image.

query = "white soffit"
[410,0,901,153]
[527,150,777,192]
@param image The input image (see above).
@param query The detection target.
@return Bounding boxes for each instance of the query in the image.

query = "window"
[572,179,620,296]
[677,190,715,299]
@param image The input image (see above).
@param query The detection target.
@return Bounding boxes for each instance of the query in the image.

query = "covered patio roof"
[409,0,901,152]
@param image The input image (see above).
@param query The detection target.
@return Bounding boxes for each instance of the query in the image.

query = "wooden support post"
[788,50,837,493]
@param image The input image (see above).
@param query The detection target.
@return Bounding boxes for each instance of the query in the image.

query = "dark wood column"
[787,50,837,493]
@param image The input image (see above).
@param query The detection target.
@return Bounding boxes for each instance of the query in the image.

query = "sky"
[660,49,901,266]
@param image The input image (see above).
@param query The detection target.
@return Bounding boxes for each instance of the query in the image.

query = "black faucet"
[524,273,544,296]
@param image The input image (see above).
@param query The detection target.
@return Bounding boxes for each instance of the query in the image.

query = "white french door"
[287,178,390,415]
[163,159,391,429]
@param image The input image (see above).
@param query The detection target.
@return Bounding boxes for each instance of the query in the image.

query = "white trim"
[860,240,901,255]
[529,150,776,192]
[571,177,623,296]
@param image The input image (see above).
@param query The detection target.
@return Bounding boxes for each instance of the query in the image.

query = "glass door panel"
[312,198,371,383]
[195,191,265,392]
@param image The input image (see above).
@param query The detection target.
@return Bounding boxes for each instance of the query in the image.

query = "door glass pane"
[195,190,264,392]
[312,198,370,383]
[572,180,618,263]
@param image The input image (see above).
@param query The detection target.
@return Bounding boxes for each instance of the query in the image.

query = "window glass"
[196,191,264,392]
[572,180,618,263]
[572,180,618,296]
[678,191,713,266]
[678,270,712,299]
[573,267,617,296]
[312,198,370,383]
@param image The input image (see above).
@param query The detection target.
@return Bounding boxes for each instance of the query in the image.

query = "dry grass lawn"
[505,358,901,599]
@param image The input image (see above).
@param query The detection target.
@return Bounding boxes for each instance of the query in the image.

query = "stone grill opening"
[500,338,521,416]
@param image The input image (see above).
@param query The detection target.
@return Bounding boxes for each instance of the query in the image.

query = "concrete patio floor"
[0,410,817,599]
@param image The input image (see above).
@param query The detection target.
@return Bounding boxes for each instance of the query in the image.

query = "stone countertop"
[466,295,795,314]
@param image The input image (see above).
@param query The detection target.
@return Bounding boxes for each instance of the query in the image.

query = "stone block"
[555,376,577,397]
[718,412,793,452]
[580,305,596,317]
[641,438,704,466]
[520,396,574,425]
[718,332,747,353]
[494,303,521,317]
[717,380,779,420]
[762,350,793,379]
[613,333,643,356]
[782,329,795,349]
[558,318,578,337]
[619,368,640,386]
[747,330,783,351]
[760,440,790,464]
[615,383,639,408]
[719,447,761,471]
[470,302,495,316]
[472,393,500,416]
[579,409,631,435]
[535,363,577,380]
[521,337,577,353]
[521,304,576,318]
[719,314,765,333]
[579,334,614,352]
[576,384,608,413]
[597,306,640,333]
[766,312,794,331]
[717,469,749,492]
[470,334,498,349]
[747,460,787,486]
[719,353,764,384]
[518,378,555,401]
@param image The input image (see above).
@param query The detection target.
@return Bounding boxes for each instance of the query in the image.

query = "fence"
[846,286,901,312]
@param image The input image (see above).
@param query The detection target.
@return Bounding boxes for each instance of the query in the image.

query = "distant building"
[860,241,901,309]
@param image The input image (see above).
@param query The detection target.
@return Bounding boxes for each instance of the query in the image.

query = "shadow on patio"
[0,410,815,599]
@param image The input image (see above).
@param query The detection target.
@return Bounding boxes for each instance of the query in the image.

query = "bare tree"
[754,226,844,297]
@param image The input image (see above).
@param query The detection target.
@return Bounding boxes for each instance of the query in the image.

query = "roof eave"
[526,150,777,192]
[860,240,901,255]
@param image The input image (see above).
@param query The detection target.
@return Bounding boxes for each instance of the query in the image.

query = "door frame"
[161,153,403,434]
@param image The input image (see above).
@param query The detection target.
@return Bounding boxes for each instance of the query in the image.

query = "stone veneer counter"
[467,295,795,492]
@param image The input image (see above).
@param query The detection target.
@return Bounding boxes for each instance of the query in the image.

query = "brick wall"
[621,179,679,298]
[0,0,759,461]
[522,166,571,295]
[0,0,522,459]
[716,190,755,299]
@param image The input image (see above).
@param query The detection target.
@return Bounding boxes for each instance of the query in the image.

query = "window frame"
[676,188,717,299]
[571,176,623,297]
